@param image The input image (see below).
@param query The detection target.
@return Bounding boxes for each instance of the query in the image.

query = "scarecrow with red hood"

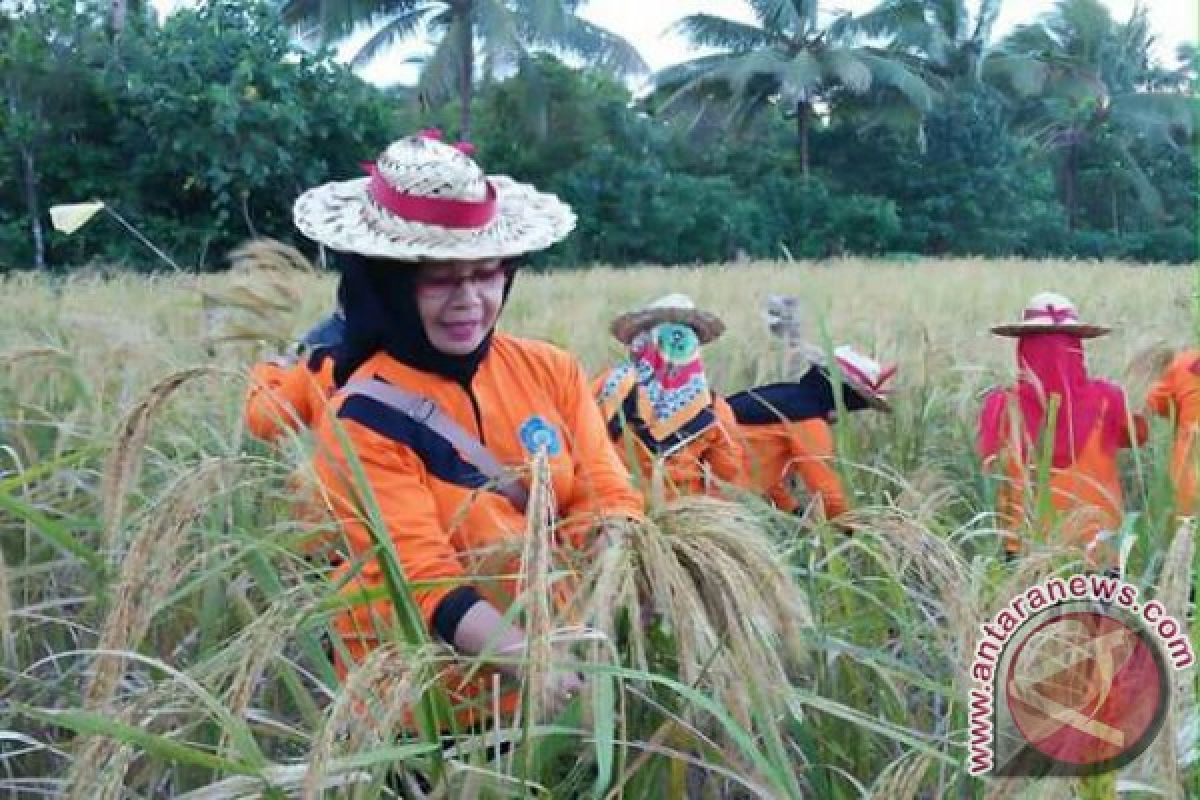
[977,292,1148,571]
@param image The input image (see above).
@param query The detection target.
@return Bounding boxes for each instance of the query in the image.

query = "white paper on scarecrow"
[49,202,106,235]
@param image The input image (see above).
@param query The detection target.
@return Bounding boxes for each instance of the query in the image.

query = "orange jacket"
[737,418,849,520]
[983,396,1146,561]
[1146,350,1200,515]
[311,334,644,724]
[592,369,749,499]
[244,353,337,443]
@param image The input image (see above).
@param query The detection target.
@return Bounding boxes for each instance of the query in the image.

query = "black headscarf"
[330,253,518,388]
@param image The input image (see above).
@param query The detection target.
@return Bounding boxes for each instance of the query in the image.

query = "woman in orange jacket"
[977,293,1147,570]
[1145,349,1200,517]
[286,131,645,728]
[728,344,895,525]
[593,293,749,500]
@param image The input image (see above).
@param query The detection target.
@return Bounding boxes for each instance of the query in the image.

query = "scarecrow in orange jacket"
[977,292,1147,570]
[288,131,644,729]
[1145,348,1200,518]
[593,293,750,500]
[728,343,895,525]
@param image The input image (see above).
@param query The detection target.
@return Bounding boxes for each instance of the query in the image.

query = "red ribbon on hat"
[363,162,498,230]
[836,359,896,394]
[1023,305,1078,324]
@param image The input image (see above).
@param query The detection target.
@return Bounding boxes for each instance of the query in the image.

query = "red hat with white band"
[990,292,1111,339]
[293,129,576,261]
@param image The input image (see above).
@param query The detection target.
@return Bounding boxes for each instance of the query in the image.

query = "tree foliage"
[0,0,1195,271]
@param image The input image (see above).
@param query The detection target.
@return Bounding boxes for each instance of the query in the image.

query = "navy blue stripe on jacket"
[606,385,716,454]
[338,393,497,493]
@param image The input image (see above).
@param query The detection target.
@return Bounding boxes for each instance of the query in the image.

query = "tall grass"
[0,258,1194,798]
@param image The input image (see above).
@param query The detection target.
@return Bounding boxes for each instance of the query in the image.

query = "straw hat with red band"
[990,292,1111,339]
[800,344,897,413]
[293,130,576,261]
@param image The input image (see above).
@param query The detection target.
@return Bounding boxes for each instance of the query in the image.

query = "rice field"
[0,257,1196,799]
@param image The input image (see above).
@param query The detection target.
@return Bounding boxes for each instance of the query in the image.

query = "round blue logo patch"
[519,415,562,456]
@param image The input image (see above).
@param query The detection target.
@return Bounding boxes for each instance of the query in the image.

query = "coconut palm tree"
[992,0,1196,229]
[651,0,935,178]
[280,0,647,140]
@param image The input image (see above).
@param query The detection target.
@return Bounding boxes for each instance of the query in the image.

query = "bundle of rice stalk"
[575,494,812,730]
[201,239,315,350]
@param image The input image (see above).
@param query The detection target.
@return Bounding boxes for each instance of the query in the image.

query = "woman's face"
[414,259,507,355]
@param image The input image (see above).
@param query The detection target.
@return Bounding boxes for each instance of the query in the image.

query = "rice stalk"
[100,366,218,553]
[516,450,558,731]
[866,750,933,799]
[219,602,297,741]
[0,544,14,668]
[303,642,433,800]
[64,717,136,800]
[86,458,226,710]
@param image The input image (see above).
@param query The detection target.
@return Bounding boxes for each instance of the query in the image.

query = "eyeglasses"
[415,263,507,294]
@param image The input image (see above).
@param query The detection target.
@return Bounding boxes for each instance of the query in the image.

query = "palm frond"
[828,1,927,45]
[670,13,773,52]
[856,49,936,111]
[776,49,823,103]
[653,53,744,94]
[724,48,793,98]
[281,0,429,47]
[553,17,649,76]
[744,0,807,36]
[983,51,1050,96]
[348,6,432,68]
[821,48,873,94]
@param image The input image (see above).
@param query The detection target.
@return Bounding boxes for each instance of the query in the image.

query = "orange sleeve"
[704,396,751,490]
[314,415,465,632]
[244,357,333,442]
[559,357,645,547]
[789,419,849,520]
[768,481,801,514]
